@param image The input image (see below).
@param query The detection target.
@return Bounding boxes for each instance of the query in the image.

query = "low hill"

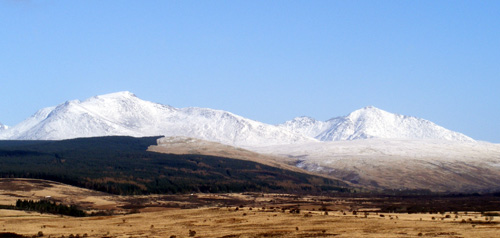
[0,136,350,195]
[148,136,331,176]
[256,139,500,193]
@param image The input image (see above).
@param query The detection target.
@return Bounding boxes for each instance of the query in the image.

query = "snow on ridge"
[279,106,475,142]
[0,92,478,145]
[0,92,314,147]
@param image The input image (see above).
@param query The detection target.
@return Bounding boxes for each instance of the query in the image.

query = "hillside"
[148,136,321,176]
[255,139,500,193]
[0,136,349,195]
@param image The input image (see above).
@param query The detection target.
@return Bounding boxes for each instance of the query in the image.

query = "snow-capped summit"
[279,106,475,142]
[0,91,314,147]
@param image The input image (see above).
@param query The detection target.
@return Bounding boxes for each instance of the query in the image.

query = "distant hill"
[0,136,350,195]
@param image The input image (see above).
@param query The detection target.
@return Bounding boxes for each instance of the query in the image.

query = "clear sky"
[1,1,499,142]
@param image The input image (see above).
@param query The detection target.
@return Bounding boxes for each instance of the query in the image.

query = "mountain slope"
[279,106,474,142]
[148,136,333,177]
[253,139,500,192]
[0,136,350,194]
[0,92,314,147]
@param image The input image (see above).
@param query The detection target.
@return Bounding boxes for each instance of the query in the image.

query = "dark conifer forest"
[0,136,350,195]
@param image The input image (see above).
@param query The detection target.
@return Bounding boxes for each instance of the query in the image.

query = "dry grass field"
[1,179,499,238]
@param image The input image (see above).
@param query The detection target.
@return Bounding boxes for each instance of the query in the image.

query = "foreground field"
[1,179,499,238]
[2,207,500,238]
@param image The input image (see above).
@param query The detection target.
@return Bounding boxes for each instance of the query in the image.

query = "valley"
[1,178,499,238]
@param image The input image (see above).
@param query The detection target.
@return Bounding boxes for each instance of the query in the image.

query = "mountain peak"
[281,107,475,142]
[361,105,378,110]
[94,91,137,100]
[0,122,7,131]
[346,106,395,122]
[0,92,313,146]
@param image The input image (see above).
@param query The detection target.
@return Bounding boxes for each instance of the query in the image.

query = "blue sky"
[1,1,499,142]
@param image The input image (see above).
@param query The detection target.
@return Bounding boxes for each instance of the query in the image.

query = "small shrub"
[189,230,196,237]
[37,231,44,237]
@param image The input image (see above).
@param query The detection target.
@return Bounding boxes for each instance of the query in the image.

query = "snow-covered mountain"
[279,106,474,142]
[1,91,498,192]
[0,122,8,131]
[0,91,314,147]
[0,92,478,145]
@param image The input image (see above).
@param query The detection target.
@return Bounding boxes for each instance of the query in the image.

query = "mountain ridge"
[0,91,314,147]
[279,106,474,142]
[0,91,477,145]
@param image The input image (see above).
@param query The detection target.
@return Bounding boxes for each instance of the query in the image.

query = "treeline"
[15,199,86,217]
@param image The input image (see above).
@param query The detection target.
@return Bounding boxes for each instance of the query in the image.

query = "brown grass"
[1,179,499,238]
[2,207,499,238]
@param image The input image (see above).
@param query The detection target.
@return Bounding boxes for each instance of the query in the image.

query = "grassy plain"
[1,179,499,238]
